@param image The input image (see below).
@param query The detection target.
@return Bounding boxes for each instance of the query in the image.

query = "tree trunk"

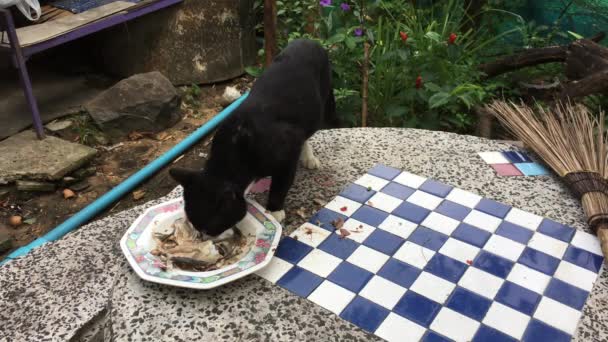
[263,0,277,67]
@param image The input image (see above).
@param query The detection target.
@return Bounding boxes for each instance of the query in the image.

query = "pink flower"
[255,253,267,264]
[255,239,270,248]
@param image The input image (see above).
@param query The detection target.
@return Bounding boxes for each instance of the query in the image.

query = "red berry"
[448,33,457,44]
[399,31,409,42]
[415,75,423,89]
[466,259,473,265]
[340,206,348,212]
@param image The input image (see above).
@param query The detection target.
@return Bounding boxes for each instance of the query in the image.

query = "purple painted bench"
[0,0,182,139]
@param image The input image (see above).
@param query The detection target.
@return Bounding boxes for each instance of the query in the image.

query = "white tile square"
[463,210,502,233]
[325,196,362,216]
[367,192,403,213]
[534,297,582,335]
[337,219,376,243]
[507,263,551,294]
[378,215,418,240]
[431,307,480,342]
[505,208,543,231]
[421,212,460,236]
[359,276,407,310]
[446,188,482,208]
[483,234,526,262]
[554,261,599,292]
[439,238,480,264]
[308,280,356,315]
[406,190,443,210]
[394,241,436,269]
[483,302,531,340]
[459,267,504,299]
[394,171,427,188]
[346,245,390,273]
[355,174,390,191]
[528,232,568,259]
[478,151,510,164]
[256,257,293,283]
[290,223,331,248]
[410,272,456,304]
[298,249,342,277]
[571,230,603,256]
[375,313,426,342]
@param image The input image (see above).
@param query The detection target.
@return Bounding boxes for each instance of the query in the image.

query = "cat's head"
[169,167,246,237]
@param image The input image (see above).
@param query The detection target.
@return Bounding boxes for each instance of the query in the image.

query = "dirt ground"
[0,76,254,260]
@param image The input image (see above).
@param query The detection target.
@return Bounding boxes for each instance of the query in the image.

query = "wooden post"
[264,0,277,67]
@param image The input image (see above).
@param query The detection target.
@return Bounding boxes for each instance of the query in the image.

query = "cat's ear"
[169,167,199,186]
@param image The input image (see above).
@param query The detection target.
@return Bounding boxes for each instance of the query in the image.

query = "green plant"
[183,84,201,107]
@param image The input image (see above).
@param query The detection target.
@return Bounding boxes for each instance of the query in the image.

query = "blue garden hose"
[1,93,249,265]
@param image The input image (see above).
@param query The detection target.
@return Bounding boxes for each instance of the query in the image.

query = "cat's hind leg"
[267,160,298,223]
[300,140,321,170]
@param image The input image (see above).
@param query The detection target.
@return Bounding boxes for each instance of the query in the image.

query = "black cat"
[169,39,338,237]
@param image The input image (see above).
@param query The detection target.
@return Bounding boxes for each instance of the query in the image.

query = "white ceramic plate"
[120,197,282,289]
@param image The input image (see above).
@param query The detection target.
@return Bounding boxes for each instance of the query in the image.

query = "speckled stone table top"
[1,128,606,342]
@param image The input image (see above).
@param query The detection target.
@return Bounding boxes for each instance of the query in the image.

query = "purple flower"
[340,2,350,11]
[354,28,363,36]
[319,0,331,7]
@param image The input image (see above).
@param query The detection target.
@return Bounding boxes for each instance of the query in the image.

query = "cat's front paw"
[271,210,286,222]
[301,156,321,170]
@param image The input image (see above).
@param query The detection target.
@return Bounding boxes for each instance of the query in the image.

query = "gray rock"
[85,72,182,140]
[45,119,73,132]
[72,167,97,180]
[0,130,97,184]
[0,232,13,253]
[70,180,90,192]
[16,181,55,192]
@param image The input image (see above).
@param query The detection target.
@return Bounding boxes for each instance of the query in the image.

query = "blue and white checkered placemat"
[256,164,604,342]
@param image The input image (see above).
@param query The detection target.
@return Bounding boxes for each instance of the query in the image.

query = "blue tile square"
[340,296,390,333]
[523,320,571,342]
[423,331,453,342]
[538,219,575,243]
[409,226,449,251]
[435,200,472,221]
[496,221,534,244]
[475,198,512,218]
[518,248,560,276]
[446,287,492,321]
[327,262,373,293]
[276,266,323,297]
[317,233,359,260]
[495,281,541,316]
[419,179,453,198]
[368,164,401,180]
[392,201,431,224]
[275,237,314,264]
[452,223,491,248]
[425,253,467,283]
[474,325,517,342]
[351,205,389,227]
[563,245,603,273]
[381,182,416,200]
[309,208,347,232]
[545,278,589,310]
[378,258,421,288]
[474,251,514,278]
[363,229,405,255]
[339,183,376,203]
[393,291,441,327]
[503,151,532,163]
[515,162,550,176]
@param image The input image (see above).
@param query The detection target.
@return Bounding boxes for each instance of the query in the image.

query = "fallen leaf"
[331,218,344,229]
[296,207,307,219]
[466,260,473,265]
[9,216,22,227]
[155,132,170,141]
[339,228,351,239]
[63,189,76,199]
[128,131,144,141]
[133,190,146,200]
[23,217,37,225]
[313,198,325,206]
[340,206,348,212]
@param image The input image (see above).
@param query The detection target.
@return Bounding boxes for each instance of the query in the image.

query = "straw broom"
[487,100,608,261]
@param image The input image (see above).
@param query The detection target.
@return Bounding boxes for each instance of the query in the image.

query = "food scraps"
[331,218,345,229]
[339,228,351,239]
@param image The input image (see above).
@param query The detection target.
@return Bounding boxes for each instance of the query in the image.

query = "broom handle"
[596,223,608,262]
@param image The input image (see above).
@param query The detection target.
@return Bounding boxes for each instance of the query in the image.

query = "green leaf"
[428,92,451,109]
[245,66,263,77]
[425,31,441,43]
[568,31,584,39]
[326,33,346,45]
[385,105,408,118]
[424,82,442,92]
[345,37,356,50]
